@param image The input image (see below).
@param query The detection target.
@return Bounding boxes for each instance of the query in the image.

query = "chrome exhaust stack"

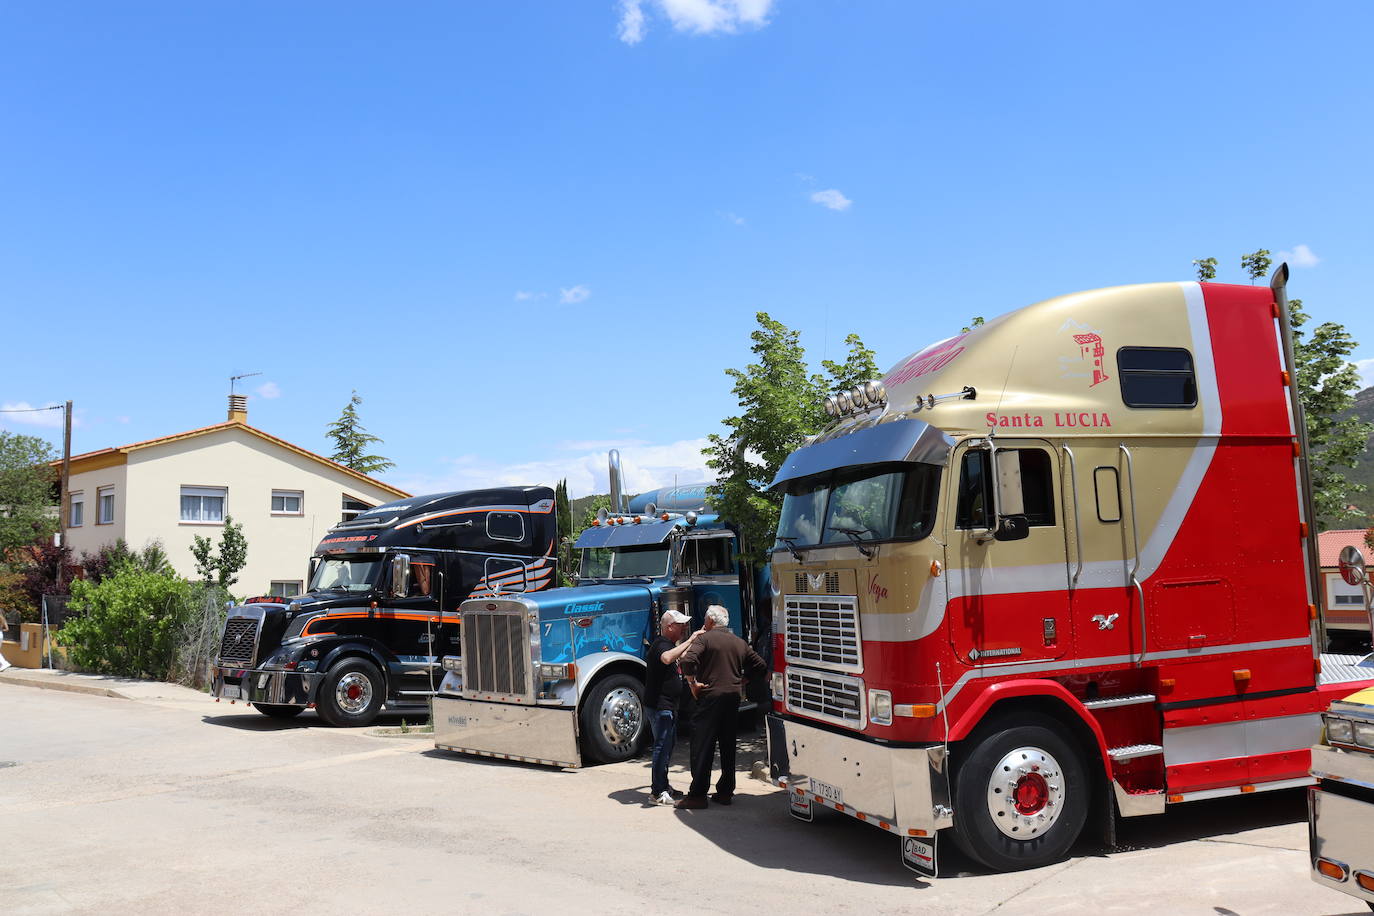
[608,449,626,514]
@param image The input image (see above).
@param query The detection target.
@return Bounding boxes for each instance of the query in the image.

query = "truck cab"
[211,486,558,726]
[433,477,764,767]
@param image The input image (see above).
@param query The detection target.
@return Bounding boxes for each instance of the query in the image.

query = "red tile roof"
[1318,528,1374,568]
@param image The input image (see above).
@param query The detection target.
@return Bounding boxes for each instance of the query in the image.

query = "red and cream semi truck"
[764,266,1374,875]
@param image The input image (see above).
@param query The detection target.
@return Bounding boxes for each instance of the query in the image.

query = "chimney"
[228,394,248,424]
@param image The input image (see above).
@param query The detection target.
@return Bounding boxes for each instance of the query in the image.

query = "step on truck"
[764,267,1374,876]
[432,452,767,766]
[211,487,558,726]
[1308,545,1374,908]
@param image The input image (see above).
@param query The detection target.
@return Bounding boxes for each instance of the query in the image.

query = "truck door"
[945,440,1072,664]
[384,553,443,697]
[674,532,743,636]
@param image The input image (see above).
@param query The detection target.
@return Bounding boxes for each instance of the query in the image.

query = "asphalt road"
[0,680,1365,916]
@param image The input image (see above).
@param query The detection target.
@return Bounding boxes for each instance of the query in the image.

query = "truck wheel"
[317,659,385,727]
[579,673,646,764]
[951,715,1088,872]
[252,703,304,719]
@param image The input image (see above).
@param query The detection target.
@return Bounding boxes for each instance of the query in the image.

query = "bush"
[63,566,193,679]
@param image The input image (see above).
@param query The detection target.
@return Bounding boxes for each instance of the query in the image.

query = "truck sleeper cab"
[766,271,1374,876]
[211,486,557,726]
[433,471,766,767]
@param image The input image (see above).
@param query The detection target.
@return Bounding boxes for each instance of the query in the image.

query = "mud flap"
[901,834,937,878]
[788,788,814,822]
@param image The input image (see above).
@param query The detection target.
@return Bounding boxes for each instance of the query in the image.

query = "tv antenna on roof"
[230,372,262,395]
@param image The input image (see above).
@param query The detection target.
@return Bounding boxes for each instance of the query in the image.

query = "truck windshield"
[775,464,941,549]
[308,557,383,594]
[580,545,671,579]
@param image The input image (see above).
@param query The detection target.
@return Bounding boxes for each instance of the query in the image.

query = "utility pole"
[58,400,72,590]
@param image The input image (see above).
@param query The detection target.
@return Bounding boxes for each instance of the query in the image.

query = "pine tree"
[326,390,395,475]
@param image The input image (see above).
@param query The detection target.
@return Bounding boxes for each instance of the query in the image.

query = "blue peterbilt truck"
[432,452,766,766]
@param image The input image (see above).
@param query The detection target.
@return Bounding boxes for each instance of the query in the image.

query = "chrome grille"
[785,667,865,728]
[461,604,533,701]
[217,617,259,667]
[792,571,840,594]
[784,595,861,672]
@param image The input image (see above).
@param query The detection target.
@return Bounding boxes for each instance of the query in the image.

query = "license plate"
[220,685,241,700]
[901,835,938,878]
[810,777,843,805]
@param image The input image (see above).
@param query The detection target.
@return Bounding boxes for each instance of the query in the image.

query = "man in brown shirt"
[674,604,767,809]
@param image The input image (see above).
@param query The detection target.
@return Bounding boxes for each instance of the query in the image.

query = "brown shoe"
[674,795,708,810]
[710,793,733,805]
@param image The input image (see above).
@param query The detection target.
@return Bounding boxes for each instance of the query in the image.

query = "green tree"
[554,478,575,586]
[962,316,986,334]
[63,565,194,679]
[704,313,878,564]
[1192,257,1218,281]
[0,431,57,557]
[1289,297,1373,524]
[1242,249,1272,283]
[190,515,248,591]
[326,390,395,474]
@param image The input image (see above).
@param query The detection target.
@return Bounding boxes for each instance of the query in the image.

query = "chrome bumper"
[766,713,953,833]
[212,666,319,707]
[1309,743,1374,905]
[432,694,582,768]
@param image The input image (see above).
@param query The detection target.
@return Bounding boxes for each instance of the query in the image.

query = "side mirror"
[390,553,411,599]
[994,515,1029,542]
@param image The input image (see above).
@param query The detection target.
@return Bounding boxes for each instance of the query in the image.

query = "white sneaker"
[653,791,675,806]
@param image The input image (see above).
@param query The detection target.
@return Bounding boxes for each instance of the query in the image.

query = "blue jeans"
[648,707,677,795]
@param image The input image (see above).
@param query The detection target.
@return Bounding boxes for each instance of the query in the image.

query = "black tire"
[579,673,647,764]
[252,703,304,719]
[316,658,385,727]
[950,714,1088,872]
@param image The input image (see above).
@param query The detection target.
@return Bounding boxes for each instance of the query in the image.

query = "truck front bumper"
[213,666,319,707]
[767,713,953,835]
[432,694,582,768]
[1309,743,1374,905]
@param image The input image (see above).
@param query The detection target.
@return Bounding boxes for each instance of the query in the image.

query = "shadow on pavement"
[201,709,416,731]
[1109,788,1308,852]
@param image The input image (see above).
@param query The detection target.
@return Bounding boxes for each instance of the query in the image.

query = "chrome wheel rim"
[335,672,374,715]
[599,687,643,748]
[986,745,1066,838]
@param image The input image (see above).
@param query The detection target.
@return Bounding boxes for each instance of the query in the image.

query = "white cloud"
[559,284,592,304]
[393,438,715,499]
[719,211,746,226]
[255,382,281,400]
[0,401,71,430]
[1356,358,1374,392]
[810,188,852,211]
[618,0,775,44]
[1278,244,1321,268]
[514,290,547,302]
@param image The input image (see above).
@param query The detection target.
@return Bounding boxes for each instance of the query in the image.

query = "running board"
[1084,693,1157,710]
[1109,743,1164,761]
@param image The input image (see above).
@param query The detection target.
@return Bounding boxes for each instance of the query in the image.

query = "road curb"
[0,670,133,699]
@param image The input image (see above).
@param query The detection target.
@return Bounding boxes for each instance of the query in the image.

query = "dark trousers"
[687,692,739,798]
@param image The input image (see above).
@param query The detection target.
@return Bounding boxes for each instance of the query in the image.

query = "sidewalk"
[0,667,206,702]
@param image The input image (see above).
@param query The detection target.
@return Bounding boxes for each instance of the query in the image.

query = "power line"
[0,405,64,413]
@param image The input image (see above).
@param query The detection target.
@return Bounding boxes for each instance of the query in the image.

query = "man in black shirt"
[644,609,698,805]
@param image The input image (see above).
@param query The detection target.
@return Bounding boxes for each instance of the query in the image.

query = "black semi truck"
[211,486,558,726]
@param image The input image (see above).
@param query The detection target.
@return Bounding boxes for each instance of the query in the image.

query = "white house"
[60,398,408,597]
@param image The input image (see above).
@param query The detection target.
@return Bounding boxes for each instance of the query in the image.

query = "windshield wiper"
[828,527,875,559]
[775,536,806,563]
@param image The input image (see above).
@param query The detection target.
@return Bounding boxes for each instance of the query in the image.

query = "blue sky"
[3,1,1372,497]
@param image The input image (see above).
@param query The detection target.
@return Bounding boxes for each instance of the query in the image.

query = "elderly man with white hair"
[674,604,767,809]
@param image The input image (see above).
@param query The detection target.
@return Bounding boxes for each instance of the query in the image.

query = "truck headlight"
[868,689,893,726]
[1355,721,1374,750]
[771,672,784,701]
[1326,715,1355,745]
[441,656,462,672]
[539,663,576,681]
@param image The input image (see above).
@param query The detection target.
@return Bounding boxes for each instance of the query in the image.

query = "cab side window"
[405,559,436,599]
[677,537,735,577]
[487,511,525,542]
[956,449,1055,528]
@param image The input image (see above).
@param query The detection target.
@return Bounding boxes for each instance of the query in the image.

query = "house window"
[271,490,303,515]
[97,487,115,525]
[69,492,84,527]
[342,495,372,523]
[1334,594,1365,605]
[269,580,303,598]
[180,486,227,523]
